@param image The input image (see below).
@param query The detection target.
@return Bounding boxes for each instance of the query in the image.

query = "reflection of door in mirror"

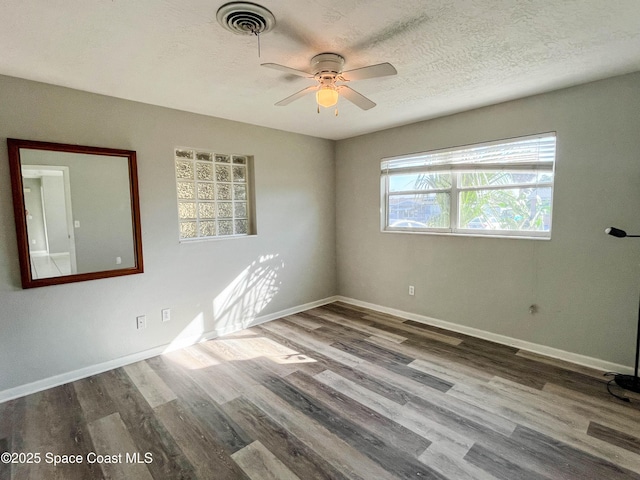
[22,166,77,279]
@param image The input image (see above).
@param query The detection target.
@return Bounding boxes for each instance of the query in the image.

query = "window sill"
[179,234,258,244]
[381,229,551,241]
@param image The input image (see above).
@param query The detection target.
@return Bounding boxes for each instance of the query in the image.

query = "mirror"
[7,139,143,288]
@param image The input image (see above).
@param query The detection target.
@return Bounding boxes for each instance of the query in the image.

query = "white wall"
[0,75,336,393]
[335,72,640,368]
[41,175,68,255]
[22,177,47,252]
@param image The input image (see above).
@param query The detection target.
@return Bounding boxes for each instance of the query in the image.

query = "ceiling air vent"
[216,2,276,35]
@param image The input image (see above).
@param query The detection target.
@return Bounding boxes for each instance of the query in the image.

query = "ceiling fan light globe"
[316,87,339,108]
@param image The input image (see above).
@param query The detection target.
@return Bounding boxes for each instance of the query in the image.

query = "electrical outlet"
[162,309,171,322]
[136,315,146,330]
[409,285,415,296]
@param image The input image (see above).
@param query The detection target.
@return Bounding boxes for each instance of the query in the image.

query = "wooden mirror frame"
[7,139,144,288]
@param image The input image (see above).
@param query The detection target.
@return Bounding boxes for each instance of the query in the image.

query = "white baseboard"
[335,296,634,376]
[4,293,629,403]
[0,295,339,403]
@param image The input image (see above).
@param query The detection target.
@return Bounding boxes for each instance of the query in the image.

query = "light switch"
[74,220,80,228]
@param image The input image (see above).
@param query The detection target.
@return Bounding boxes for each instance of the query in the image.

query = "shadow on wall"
[163,254,284,353]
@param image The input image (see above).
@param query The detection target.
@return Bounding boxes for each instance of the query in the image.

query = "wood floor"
[2,301,640,479]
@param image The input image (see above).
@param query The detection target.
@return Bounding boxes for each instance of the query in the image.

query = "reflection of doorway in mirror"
[22,177,48,253]
[22,166,77,279]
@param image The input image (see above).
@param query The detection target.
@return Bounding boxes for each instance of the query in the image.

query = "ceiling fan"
[261,53,397,112]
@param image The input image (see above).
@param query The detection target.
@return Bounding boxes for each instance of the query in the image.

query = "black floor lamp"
[605,227,640,399]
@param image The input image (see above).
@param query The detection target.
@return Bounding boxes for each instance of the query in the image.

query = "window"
[381,133,556,238]
[175,148,254,240]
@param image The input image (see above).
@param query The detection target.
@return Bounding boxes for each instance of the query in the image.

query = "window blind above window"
[381,133,556,174]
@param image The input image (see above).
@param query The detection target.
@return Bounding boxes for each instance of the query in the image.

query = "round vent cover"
[216,2,276,35]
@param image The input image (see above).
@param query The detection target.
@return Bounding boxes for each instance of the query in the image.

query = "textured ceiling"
[1,0,640,140]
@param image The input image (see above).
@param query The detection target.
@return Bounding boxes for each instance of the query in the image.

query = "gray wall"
[71,155,134,272]
[2,70,639,395]
[335,72,640,367]
[0,74,336,392]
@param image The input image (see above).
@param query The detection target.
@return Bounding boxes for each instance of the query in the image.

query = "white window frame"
[380,133,556,239]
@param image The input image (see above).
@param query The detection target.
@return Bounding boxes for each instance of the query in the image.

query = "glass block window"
[175,148,253,240]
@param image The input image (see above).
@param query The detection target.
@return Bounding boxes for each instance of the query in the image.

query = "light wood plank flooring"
[1,301,640,479]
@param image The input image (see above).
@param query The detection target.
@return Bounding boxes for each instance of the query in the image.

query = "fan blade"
[275,85,318,106]
[341,63,397,81]
[261,63,313,78]
[337,85,376,110]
